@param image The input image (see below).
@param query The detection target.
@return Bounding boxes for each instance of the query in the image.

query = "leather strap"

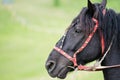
[78,65,120,71]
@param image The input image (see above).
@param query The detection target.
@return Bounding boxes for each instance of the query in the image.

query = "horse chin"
[57,67,68,79]
[48,67,71,79]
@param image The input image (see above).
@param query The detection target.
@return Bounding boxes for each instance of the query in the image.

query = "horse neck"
[101,40,120,80]
[97,9,120,80]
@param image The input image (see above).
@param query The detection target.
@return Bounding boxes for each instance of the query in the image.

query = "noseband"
[54,18,105,70]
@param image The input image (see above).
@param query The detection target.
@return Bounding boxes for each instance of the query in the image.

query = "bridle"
[54,18,105,70]
[53,9,120,71]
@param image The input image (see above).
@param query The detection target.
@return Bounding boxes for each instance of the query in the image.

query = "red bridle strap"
[73,18,99,66]
[54,18,105,69]
[99,29,105,54]
[54,47,76,63]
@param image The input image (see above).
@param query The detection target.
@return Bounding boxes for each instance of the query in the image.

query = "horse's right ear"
[87,0,96,16]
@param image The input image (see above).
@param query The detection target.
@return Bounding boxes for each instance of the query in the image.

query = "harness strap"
[99,29,105,54]
[54,46,74,62]
[54,18,100,67]
[78,65,120,71]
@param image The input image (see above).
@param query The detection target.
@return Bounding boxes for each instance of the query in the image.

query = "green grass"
[0,0,120,80]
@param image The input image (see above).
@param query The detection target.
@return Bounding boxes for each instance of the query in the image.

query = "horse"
[45,0,120,80]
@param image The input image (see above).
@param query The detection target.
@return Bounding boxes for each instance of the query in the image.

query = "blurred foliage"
[54,0,60,7]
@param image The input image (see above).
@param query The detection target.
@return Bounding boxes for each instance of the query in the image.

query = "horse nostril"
[46,60,56,73]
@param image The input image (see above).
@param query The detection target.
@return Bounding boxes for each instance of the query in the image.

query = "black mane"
[102,9,120,48]
[117,13,120,47]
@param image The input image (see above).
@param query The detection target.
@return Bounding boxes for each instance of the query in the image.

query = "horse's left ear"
[87,0,96,16]
[101,0,107,9]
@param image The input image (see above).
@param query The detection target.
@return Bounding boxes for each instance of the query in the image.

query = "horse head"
[46,0,107,79]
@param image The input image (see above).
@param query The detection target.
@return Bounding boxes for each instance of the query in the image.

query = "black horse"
[45,0,120,80]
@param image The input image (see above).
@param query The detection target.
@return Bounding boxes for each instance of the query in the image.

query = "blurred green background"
[0,0,119,80]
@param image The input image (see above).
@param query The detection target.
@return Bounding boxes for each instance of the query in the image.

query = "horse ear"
[87,0,95,16]
[101,0,107,9]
